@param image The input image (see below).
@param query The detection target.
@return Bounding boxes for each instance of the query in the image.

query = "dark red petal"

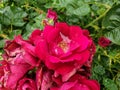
[35,39,48,60]
[55,22,70,36]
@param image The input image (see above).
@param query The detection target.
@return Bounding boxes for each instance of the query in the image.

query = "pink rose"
[51,74,100,90]
[31,22,95,81]
[98,36,111,47]
[17,78,37,90]
[2,35,38,89]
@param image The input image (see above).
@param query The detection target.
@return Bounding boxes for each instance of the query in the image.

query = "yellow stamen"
[58,41,69,53]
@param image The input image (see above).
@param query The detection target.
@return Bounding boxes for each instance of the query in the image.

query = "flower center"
[57,33,71,53]
[58,41,69,53]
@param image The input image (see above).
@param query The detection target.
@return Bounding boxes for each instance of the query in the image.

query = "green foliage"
[57,0,91,16]
[103,78,118,90]
[105,27,120,45]
[103,5,120,45]
[0,0,120,89]
[93,65,105,75]
[0,6,27,26]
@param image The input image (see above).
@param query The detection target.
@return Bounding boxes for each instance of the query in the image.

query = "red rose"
[0,9,100,90]
[2,35,38,89]
[31,22,95,81]
[3,35,37,66]
[47,9,58,22]
[98,37,111,47]
[51,74,100,90]
[43,9,58,26]
[17,78,37,90]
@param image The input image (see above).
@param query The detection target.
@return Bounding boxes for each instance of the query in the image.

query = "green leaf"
[23,13,45,39]
[73,3,90,16]
[58,0,75,7]
[23,13,45,40]
[58,0,90,16]
[33,14,46,29]
[9,29,22,39]
[102,4,120,28]
[102,4,120,45]
[103,78,118,90]
[93,65,105,75]
[0,24,1,31]
[105,27,120,45]
[23,23,37,40]
[0,52,3,60]
[13,0,26,5]
[0,6,27,27]
[0,40,4,48]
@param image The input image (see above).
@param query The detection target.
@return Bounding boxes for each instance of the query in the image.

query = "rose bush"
[1,0,120,89]
[0,9,100,90]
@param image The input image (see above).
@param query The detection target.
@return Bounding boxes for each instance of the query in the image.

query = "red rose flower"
[98,36,111,47]
[47,9,58,22]
[51,74,100,90]
[0,60,32,89]
[2,35,38,89]
[31,22,95,81]
[3,35,37,66]
[43,9,58,26]
[0,9,100,90]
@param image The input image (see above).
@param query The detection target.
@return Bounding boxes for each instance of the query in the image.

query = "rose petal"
[17,78,37,90]
[29,29,41,41]
[41,71,52,90]
[44,25,60,43]
[55,22,70,36]
[69,26,89,51]
[36,67,42,90]
[47,9,58,21]
[6,64,31,89]
[35,39,48,60]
